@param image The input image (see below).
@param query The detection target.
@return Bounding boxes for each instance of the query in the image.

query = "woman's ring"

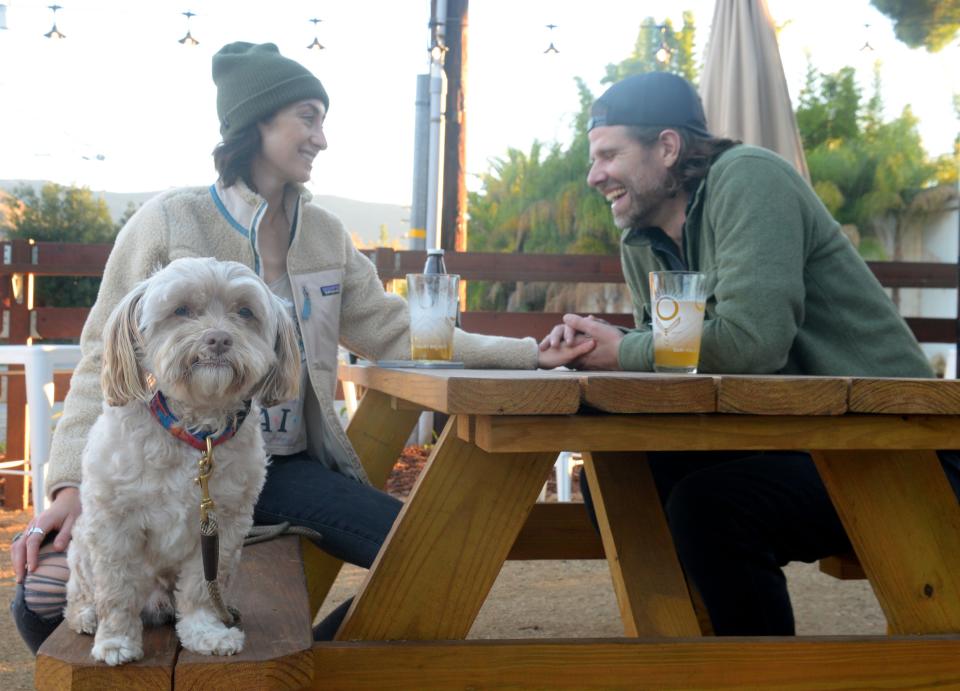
[27,526,45,537]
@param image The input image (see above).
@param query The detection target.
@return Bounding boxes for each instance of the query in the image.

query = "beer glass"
[649,271,707,373]
[407,273,460,362]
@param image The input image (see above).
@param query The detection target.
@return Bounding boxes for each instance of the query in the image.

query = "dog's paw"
[91,635,143,666]
[178,621,245,656]
[65,603,98,635]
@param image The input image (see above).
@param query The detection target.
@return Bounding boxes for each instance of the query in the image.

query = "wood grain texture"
[718,376,849,415]
[813,450,960,634]
[507,502,604,560]
[336,421,557,640]
[849,378,960,414]
[339,364,581,414]
[582,452,700,637]
[580,373,717,413]
[311,637,960,689]
[35,624,176,691]
[473,414,960,453]
[175,537,314,690]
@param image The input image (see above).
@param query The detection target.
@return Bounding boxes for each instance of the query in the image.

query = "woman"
[10,41,592,652]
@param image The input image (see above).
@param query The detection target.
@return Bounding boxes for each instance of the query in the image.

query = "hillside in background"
[0,180,410,248]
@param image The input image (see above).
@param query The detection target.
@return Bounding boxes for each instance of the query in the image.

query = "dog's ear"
[255,298,302,408]
[101,281,150,406]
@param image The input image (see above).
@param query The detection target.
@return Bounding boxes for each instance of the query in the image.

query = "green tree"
[870,0,960,52]
[467,16,697,311]
[2,183,121,307]
[797,62,956,260]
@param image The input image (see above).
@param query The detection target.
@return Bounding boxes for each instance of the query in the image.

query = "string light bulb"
[544,23,559,54]
[178,10,199,46]
[44,4,66,39]
[307,18,324,50]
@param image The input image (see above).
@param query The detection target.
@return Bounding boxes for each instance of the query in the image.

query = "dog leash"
[196,437,241,628]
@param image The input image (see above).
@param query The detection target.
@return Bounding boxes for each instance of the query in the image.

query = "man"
[541,71,960,635]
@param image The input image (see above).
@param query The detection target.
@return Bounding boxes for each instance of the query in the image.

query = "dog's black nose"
[204,330,233,355]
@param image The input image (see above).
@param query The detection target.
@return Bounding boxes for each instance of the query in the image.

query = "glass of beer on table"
[649,271,707,374]
[407,273,460,362]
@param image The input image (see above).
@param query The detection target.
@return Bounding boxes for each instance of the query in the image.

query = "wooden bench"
[35,536,314,691]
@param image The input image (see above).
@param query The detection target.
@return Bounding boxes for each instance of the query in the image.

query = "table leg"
[812,449,960,634]
[303,388,422,619]
[581,451,701,637]
[335,417,557,641]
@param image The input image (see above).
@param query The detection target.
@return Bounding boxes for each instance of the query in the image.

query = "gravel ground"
[1,456,886,689]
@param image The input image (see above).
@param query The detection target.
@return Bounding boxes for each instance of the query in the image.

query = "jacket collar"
[211,179,310,239]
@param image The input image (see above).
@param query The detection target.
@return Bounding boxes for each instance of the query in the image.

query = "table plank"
[335,419,557,640]
[849,378,960,414]
[311,637,960,690]
[472,414,960,453]
[580,373,717,413]
[812,449,960,634]
[35,623,177,691]
[339,364,581,414]
[718,375,849,415]
[582,452,700,636]
[175,537,314,690]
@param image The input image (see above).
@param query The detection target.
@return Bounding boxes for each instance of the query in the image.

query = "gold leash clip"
[196,436,215,524]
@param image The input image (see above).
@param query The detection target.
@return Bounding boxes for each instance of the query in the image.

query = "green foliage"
[797,62,955,259]
[2,183,122,307]
[466,16,697,311]
[870,0,960,52]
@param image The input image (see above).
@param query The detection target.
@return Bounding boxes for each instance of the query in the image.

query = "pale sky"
[0,0,957,211]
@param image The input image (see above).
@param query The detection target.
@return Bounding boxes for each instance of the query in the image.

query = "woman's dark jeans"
[11,453,402,652]
[580,449,960,636]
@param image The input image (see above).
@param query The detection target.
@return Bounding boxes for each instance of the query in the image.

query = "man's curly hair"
[626,126,740,197]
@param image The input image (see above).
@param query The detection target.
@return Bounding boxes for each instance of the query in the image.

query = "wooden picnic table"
[317,364,960,688]
[36,365,960,689]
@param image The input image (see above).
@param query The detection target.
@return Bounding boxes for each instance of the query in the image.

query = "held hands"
[538,314,624,371]
[11,486,81,583]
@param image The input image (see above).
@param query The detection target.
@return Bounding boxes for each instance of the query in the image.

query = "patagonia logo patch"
[320,284,341,296]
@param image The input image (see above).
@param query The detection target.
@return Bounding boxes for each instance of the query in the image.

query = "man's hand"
[537,331,596,369]
[11,486,81,583]
[539,314,624,370]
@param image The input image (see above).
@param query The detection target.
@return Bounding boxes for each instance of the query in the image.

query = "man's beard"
[615,177,673,230]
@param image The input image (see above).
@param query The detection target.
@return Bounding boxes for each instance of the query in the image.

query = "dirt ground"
[0,452,886,690]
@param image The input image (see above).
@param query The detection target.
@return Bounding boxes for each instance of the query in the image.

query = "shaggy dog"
[64,257,300,665]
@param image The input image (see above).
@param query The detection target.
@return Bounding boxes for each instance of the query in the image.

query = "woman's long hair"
[626,126,740,197]
[212,123,263,191]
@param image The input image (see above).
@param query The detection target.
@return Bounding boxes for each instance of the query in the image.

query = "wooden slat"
[339,364,582,415]
[904,317,958,344]
[336,421,557,641]
[867,260,958,289]
[717,375,849,415]
[507,502,604,560]
[34,307,90,339]
[472,414,960,453]
[579,373,717,413]
[312,637,960,690]
[35,622,177,691]
[812,449,960,634]
[460,311,634,341]
[175,537,314,690]
[582,452,700,637]
[849,378,960,414]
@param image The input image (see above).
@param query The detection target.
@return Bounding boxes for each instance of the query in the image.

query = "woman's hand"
[537,330,597,369]
[11,487,81,583]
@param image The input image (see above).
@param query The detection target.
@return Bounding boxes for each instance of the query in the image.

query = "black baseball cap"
[587,72,712,138]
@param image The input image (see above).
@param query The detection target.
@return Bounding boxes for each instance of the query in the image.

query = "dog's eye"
[237,306,255,319]
[174,305,191,317]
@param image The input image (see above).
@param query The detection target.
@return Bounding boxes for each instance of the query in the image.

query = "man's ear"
[658,129,683,168]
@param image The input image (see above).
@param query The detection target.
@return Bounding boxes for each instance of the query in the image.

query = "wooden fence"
[1,239,957,508]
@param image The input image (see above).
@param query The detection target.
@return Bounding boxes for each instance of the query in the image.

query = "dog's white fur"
[64,257,300,665]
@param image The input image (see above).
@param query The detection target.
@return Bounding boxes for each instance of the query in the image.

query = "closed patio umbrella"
[699,0,810,181]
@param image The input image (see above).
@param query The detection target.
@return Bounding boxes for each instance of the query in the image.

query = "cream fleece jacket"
[45,182,538,497]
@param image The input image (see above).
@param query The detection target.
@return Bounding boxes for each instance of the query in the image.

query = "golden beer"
[410,340,454,362]
[649,271,707,374]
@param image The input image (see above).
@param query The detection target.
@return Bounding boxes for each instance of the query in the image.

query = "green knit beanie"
[212,42,329,135]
